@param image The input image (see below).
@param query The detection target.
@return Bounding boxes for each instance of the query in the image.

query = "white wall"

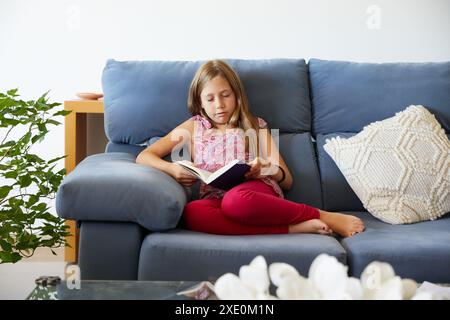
[1,0,449,212]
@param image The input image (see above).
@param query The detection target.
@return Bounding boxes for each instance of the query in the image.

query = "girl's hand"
[170,163,198,187]
[245,157,270,180]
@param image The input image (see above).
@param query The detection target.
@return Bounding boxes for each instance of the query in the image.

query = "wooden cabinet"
[64,100,105,262]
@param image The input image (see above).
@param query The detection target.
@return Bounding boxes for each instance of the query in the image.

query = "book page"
[175,160,212,181]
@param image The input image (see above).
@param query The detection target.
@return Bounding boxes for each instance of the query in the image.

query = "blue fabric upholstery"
[66,58,450,283]
[105,140,175,164]
[309,58,450,135]
[279,133,322,208]
[56,153,188,231]
[105,141,199,201]
[78,221,146,280]
[316,133,365,211]
[341,212,450,283]
[102,58,311,145]
[138,229,346,281]
[105,141,145,157]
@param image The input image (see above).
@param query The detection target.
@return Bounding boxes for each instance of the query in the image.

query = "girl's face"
[200,75,236,126]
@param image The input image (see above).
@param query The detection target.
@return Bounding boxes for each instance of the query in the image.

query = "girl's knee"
[183,199,221,228]
[222,187,254,219]
[183,201,206,226]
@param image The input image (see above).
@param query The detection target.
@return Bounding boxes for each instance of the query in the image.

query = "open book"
[175,159,251,190]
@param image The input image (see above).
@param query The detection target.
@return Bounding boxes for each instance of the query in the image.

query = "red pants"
[183,179,320,235]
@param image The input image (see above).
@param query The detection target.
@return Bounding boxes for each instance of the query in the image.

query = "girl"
[136,60,365,237]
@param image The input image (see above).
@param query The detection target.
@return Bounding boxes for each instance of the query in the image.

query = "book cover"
[175,159,251,190]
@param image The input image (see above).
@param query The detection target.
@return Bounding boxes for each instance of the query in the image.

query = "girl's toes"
[318,229,331,236]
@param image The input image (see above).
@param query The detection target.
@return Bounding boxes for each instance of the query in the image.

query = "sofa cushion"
[324,105,450,224]
[78,221,146,280]
[105,141,199,201]
[341,211,450,283]
[137,229,346,281]
[102,58,312,145]
[317,133,365,212]
[56,152,188,231]
[309,58,450,135]
[105,141,145,157]
[279,133,322,208]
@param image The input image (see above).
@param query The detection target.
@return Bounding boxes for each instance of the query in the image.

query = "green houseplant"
[0,89,71,263]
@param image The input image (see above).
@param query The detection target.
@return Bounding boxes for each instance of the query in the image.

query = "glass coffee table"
[27,280,213,300]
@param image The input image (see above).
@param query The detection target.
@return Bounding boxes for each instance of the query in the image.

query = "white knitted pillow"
[323,105,450,224]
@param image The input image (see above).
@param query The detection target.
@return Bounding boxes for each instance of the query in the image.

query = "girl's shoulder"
[190,115,212,129]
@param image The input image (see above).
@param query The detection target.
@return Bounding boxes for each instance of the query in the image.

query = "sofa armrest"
[56,152,188,231]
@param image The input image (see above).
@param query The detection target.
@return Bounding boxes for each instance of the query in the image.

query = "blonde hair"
[187,60,262,157]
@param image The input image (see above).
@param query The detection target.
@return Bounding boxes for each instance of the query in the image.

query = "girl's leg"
[183,198,288,235]
[221,180,364,237]
[221,179,320,226]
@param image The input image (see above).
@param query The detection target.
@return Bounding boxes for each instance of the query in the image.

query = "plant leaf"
[0,251,21,263]
[18,175,32,188]
[0,185,13,199]
[46,119,61,126]
[52,110,72,117]
[47,155,66,164]
[6,88,19,97]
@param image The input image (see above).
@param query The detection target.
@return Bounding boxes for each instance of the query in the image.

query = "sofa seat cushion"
[341,212,450,283]
[56,152,188,231]
[137,229,346,281]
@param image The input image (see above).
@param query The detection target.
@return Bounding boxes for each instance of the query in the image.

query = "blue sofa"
[56,58,450,283]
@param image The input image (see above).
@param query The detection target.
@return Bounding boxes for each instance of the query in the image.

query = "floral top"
[191,115,284,200]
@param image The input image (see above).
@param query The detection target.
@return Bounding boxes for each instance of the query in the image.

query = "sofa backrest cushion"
[279,133,323,208]
[102,59,312,145]
[309,58,450,135]
[309,59,450,211]
[316,133,365,211]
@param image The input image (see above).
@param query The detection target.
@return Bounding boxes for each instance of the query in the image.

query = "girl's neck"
[215,123,228,130]
[214,123,237,133]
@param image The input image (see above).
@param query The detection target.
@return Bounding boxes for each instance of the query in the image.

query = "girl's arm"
[259,129,293,191]
[136,119,195,182]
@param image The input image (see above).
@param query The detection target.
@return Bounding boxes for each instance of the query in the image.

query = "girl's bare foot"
[319,210,365,237]
[288,219,333,235]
